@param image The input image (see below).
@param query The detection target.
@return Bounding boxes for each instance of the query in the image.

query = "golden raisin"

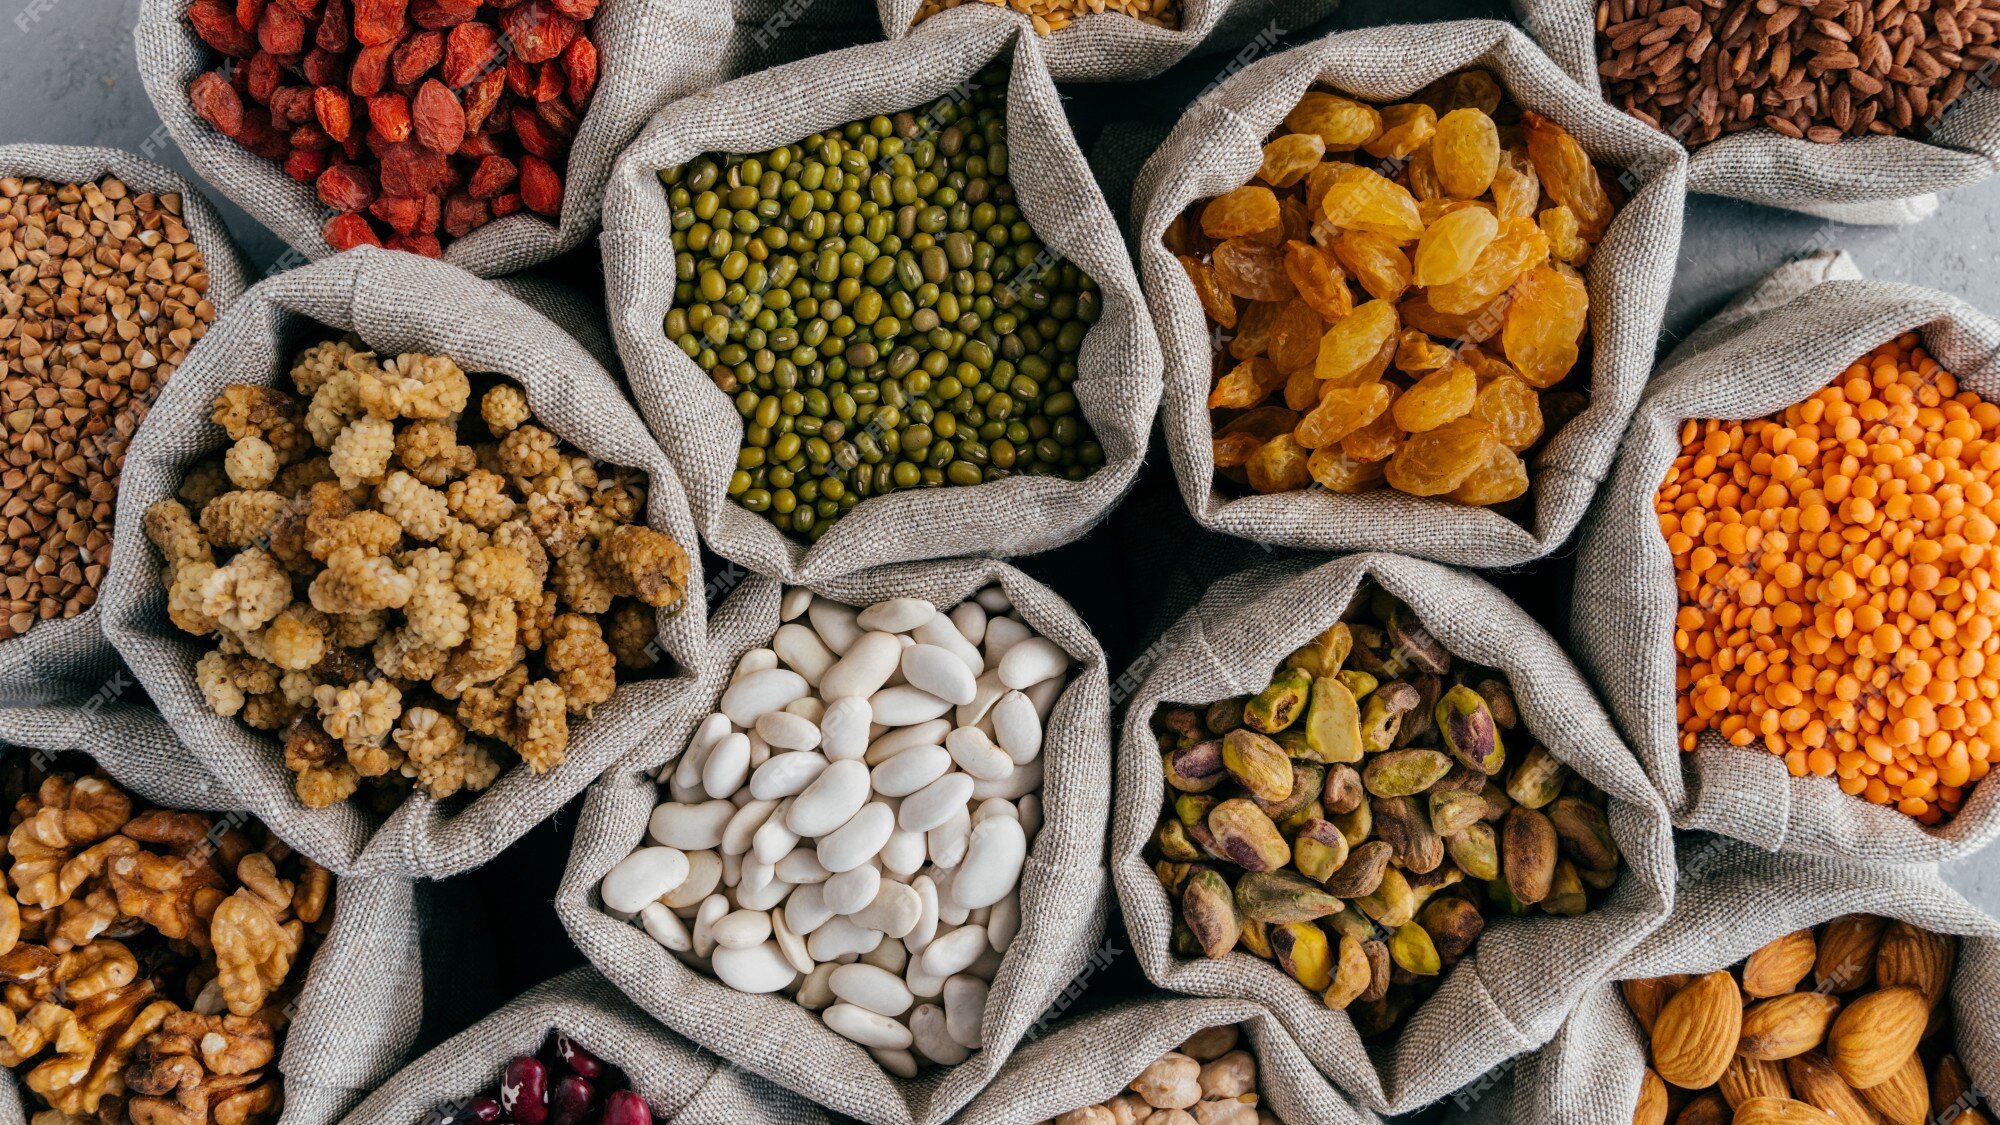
[1416,69,1502,115]
[1502,266,1588,388]
[1432,108,1501,199]
[1209,358,1287,410]
[1285,92,1383,151]
[1308,443,1387,493]
[1405,148,1445,202]
[1179,255,1238,329]
[1394,329,1453,374]
[1399,291,1502,343]
[1246,433,1313,493]
[1392,360,1478,432]
[1320,165,1424,241]
[1540,204,1591,267]
[1470,375,1544,451]
[1215,406,1299,467]
[1285,366,1322,412]
[1364,103,1437,160]
[1202,185,1282,239]
[1332,231,1413,304]
[1342,394,1404,462]
[1490,148,1542,221]
[1230,300,1283,360]
[1314,300,1400,385]
[1449,442,1529,505]
[1284,240,1354,323]
[1213,238,1296,302]
[1268,300,1324,373]
[1427,217,1549,315]
[1260,134,1326,188]
[1412,206,1499,288]
[1384,417,1498,496]
[1524,111,1614,241]
[1297,381,1392,449]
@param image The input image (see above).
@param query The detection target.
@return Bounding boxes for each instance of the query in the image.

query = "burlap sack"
[1513,0,2000,226]
[0,144,249,709]
[0,715,423,1125]
[1131,20,1688,569]
[954,996,1384,1124]
[1512,832,2000,1123]
[132,0,730,277]
[98,246,708,879]
[1109,550,1678,1115]
[554,562,1112,1125]
[599,14,1159,584]
[1572,251,2000,865]
[342,966,835,1125]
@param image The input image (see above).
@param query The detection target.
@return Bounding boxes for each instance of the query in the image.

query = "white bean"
[823,1004,912,1050]
[1026,675,1062,720]
[920,925,988,978]
[807,597,861,655]
[943,975,988,1049]
[784,696,825,724]
[955,669,1007,728]
[861,937,908,974]
[806,915,883,961]
[786,759,871,836]
[784,882,833,936]
[702,732,751,799]
[902,775,975,834]
[998,637,1069,690]
[774,847,830,885]
[669,712,732,787]
[732,648,778,681]
[818,696,873,761]
[870,745,951,798]
[719,669,809,726]
[773,622,835,686]
[869,1047,919,1078]
[712,941,796,993]
[990,691,1043,764]
[904,875,940,955]
[754,710,821,751]
[952,815,1027,909]
[869,685,953,726]
[913,614,984,678]
[692,894,729,958]
[981,615,1030,663]
[823,863,880,915]
[901,644,977,705]
[971,797,1017,824]
[817,801,895,873]
[829,963,913,1017]
[949,602,987,646]
[735,875,790,911]
[1019,793,1042,839]
[848,878,922,939]
[856,597,936,633]
[946,727,1013,780]
[751,798,800,864]
[749,751,829,802]
[880,828,926,877]
[600,846,689,913]
[771,907,813,975]
[987,892,1020,951]
[638,903,691,952]
[711,909,772,950]
[910,1003,969,1065]
[780,586,813,621]
[648,801,734,851]
[820,631,903,700]
[864,718,950,765]
[664,850,723,909]
[926,807,971,868]
[796,962,837,1009]
[970,757,1042,801]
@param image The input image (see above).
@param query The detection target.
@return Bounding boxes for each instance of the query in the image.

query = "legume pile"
[660,65,1105,542]
[0,175,216,642]
[1663,334,1999,824]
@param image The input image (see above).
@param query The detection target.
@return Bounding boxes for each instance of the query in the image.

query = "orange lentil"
[1657,334,1997,824]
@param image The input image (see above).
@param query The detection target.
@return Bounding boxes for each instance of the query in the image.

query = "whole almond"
[1719,1053,1792,1108]
[1816,915,1888,994]
[1738,992,1843,1061]
[1787,1050,1890,1125]
[1676,1091,1730,1125]
[1625,976,1687,1036]
[1743,929,1817,998]
[1873,922,1955,1009]
[1651,970,1743,1089]
[1733,1096,1844,1123]
[1858,1052,1929,1125]
[1827,987,1928,1089]
[1634,1065,1669,1125]
[1931,1055,1988,1125]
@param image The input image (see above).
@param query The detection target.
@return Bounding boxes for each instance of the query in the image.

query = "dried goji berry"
[303,47,346,86]
[237,0,265,30]
[518,154,562,216]
[463,154,515,199]
[411,0,480,28]
[269,85,314,126]
[461,67,506,131]
[244,52,285,104]
[385,233,442,257]
[314,86,354,142]
[533,61,564,103]
[457,130,502,158]
[368,92,413,142]
[502,2,577,64]
[392,30,444,86]
[188,1,259,57]
[535,96,578,138]
[510,105,564,160]
[442,192,489,237]
[190,71,246,137]
[284,147,330,181]
[290,124,332,149]
[490,192,522,216]
[550,0,596,16]
[349,41,394,96]
[235,107,292,159]
[442,21,500,86]
[323,212,382,250]
[369,193,425,234]
[412,78,465,153]
[316,0,350,50]
[341,131,365,160]
[561,36,596,106]
[376,139,450,196]
[317,162,380,211]
[505,55,534,97]
[353,0,410,47]
[420,192,442,232]
[257,3,306,53]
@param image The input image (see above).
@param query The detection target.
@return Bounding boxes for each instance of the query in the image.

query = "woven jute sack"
[1513,0,2000,226]
[0,145,249,709]
[1131,20,1689,569]
[954,996,1384,1124]
[1109,550,1678,1115]
[342,966,835,1125]
[600,13,1159,585]
[0,712,424,1125]
[97,246,708,879]
[1512,833,2000,1122]
[133,0,730,277]
[555,562,1112,1125]
[1572,250,2000,865]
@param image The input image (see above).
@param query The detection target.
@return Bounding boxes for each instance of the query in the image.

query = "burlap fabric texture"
[1110,550,1678,1115]
[1572,250,2000,864]
[98,246,707,879]
[555,562,1112,1125]
[133,0,726,275]
[1512,832,2000,1122]
[1132,20,1689,569]
[599,13,1159,584]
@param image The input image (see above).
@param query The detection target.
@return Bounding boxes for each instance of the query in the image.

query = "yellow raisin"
[1400,291,1503,343]
[1332,231,1413,304]
[1523,111,1613,241]
[1214,432,1264,468]
[1313,299,1400,385]
[1460,343,1525,385]
[1406,148,1445,202]
[1342,394,1404,462]
[1285,92,1383,152]
[1230,300,1283,360]
[1427,217,1549,315]
[1412,206,1500,288]
[1491,147,1541,221]
[1284,240,1354,323]
[1285,366,1321,411]
[1179,254,1237,329]
[1218,404,1300,444]
[1247,433,1313,493]
[1319,165,1424,241]
[1209,357,1287,410]
[1540,204,1591,267]
[1394,329,1453,374]
[1501,265,1588,388]
[1260,133,1326,188]
[1392,360,1477,432]
[1308,443,1387,493]
[1277,196,1313,244]
[1365,104,1437,160]
[1432,108,1501,199]
[1202,185,1282,239]
[1383,417,1497,497]
[1297,380,1392,449]
[1268,300,1324,373]
[1470,374,1544,451]
[1449,443,1529,505]
[1416,69,1502,116]
[1213,237,1297,302]
[1305,159,1349,217]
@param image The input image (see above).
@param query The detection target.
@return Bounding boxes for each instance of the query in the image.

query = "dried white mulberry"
[515,679,569,773]
[545,614,616,717]
[330,417,396,490]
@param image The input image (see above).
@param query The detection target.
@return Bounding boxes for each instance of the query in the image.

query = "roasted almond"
[1743,929,1817,997]
[1624,976,1685,1036]
[1738,992,1842,1061]
[1816,915,1887,994]
[1719,1053,1792,1108]
[1931,1055,1989,1125]
[1858,1051,1929,1125]
[1827,986,1928,1089]
[1873,922,1955,1009]
[1651,970,1743,1089]
[1675,1091,1730,1125]
[1733,1096,1844,1123]
[1788,1050,1888,1125]
[1634,1065,1669,1125]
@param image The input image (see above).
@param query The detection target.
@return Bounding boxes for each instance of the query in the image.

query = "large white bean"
[786,759,870,836]
[902,775,975,834]
[1025,675,1062,720]
[818,696,873,761]
[719,668,809,726]
[987,892,1019,951]
[1018,793,1042,839]
[806,915,882,961]
[973,586,1010,613]
[784,696,825,725]
[735,875,790,911]
[774,847,829,885]
[829,963,913,1017]
[956,670,1006,728]
[971,798,1017,825]
[912,615,984,678]
[732,648,778,682]
[920,925,988,978]
[981,615,1030,663]
[784,882,833,936]
[848,879,922,939]
[780,586,813,621]
[773,622,835,685]
[663,850,723,909]
[692,894,729,958]
[869,685,953,726]
[754,710,821,751]
[771,907,813,975]
[880,828,926,877]
[648,801,734,851]
[870,745,951,798]
[639,903,691,952]
[807,597,861,655]
[600,846,689,913]
[943,975,988,1049]
[949,602,987,647]
[864,719,950,766]
[904,957,946,1000]
[720,801,777,857]
[711,909,772,950]
[820,631,903,700]
[817,801,895,873]
[669,712,732,787]
[952,815,1027,909]
[861,937,908,975]
[901,644,977,706]
[998,637,1069,689]
[702,733,751,799]
[990,691,1043,764]
[823,1004,912,1050]
[856,597,935,633]
[970,757,1042,801]
[749,752,828,802]
[869,1048,918,1078]
[750,799,800,864]
[904,875,940,954]
[910,1004,969,1065]
[712,942,796,994]
[823,863,880,915]
[796,962,836,1010]
[946,727,1013,780]
[926,807,971,868]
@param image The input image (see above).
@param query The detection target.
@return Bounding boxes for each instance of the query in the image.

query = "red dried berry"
[532,62,564,104]
[257,3,306,54]
[518,154,562,217]
[353,0,409,46]
[235,108,292,159]
[441,21,499,87]
[467,154,516,199]
[376,139,451,196]
[284,147,330,181]
[316,162,380,211]
[188,1,259,57]
[244,52,286,105]
[501,2,577,64]
[411,78,465,153]
[549,0,597,17]
[460,67,506,133]
[535,96,578,138]
[290,124,332,148]
[236,0,265,32]
[510,106,564,160]
[389,30,443,86]
[278,0,322,15]
[368,93,413,142]
[324,212,382,250]
[457,130,503,158]
[560,36,595,106]
[303,47,347,86]
[385,233,443,257]
[505,54,533,97]
[314,86,354,142]
[349,41,394,96]
[190,71,246,137]
[411,0,480,28]
[490,192,522,216]
[316,0,350,50]
[369,194,425,234]
[269,85,314,126]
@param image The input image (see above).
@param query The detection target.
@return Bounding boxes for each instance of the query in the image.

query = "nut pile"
[1624,916,1984,1125]
[1149,583,1623,1038]
[0,765,331,1125]
[601,586,1063,1073]
[0,175,217,641]
[423,1034,654,1125]
[1597,0,2000,147]
[1045,1024,1272,1125]
[183,0,601,256]
[145,337,689,811]
[1173,70,1615,506]
[660,66,1106,542]
[910,0,1179,37]
[1662,334,1997,824]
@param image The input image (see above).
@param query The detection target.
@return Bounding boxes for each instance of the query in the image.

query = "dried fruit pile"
[145,337,689,810]
[422,1034,655,1125]
[1624,916,1981,1125]
[182,0,601,256]
[1661,334,1998,824]
[1597,0,2000,147]
[1173,70,1616,506]
[660,66,1105,542]
[1148,583,1623,1038]
[0,175,217,641]
[910,0,1179,38]
[0,765,331,1125]
[1040,1023,1266,1125]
